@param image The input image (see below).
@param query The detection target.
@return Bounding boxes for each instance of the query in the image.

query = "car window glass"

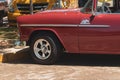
[96,0,113,13]
[81,0,93,14]
[78,0,88,7]
[98,0,113,7]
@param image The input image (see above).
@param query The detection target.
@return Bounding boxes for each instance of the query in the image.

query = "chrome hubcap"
[34,39,51,60]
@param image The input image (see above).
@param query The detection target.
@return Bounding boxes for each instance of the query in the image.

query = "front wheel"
[30,34,62,65]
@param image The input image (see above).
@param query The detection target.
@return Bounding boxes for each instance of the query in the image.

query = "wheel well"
[27,30,64,50]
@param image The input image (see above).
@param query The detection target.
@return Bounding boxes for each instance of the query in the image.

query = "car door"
[78,0,120,54]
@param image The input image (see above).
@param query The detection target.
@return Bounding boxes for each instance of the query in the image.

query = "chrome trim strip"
[79,25,110,28]
[20,24,110,28]
[20,24,78,27]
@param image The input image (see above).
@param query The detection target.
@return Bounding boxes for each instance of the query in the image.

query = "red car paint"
[17,0,120,54]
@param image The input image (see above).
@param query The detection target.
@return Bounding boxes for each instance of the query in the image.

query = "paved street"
[0,0,120,80]
[0,54,120,80]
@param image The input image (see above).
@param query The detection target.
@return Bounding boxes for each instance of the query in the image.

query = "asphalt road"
[0,54,120,80]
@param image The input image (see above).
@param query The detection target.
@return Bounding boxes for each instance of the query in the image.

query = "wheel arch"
[27,30,65,51]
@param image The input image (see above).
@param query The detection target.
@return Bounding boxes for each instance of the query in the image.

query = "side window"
[96,0,113,13]
[81,0,93,14]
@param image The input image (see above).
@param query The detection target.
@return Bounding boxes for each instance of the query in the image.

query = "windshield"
[80,0,93,13]
[79,0,89,7]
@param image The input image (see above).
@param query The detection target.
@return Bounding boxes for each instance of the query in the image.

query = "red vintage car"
[17,0,120,64]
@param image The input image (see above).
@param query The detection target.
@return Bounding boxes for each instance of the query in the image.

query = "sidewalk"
[0,39,30,63]
[0,46,30,63]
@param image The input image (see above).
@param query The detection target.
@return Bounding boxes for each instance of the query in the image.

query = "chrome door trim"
[79,25,110,28]
[20,24,78,27]
[20,24,110,28]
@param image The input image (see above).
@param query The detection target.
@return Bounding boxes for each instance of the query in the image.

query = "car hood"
[17,8,81,25]
[36,8,81,14]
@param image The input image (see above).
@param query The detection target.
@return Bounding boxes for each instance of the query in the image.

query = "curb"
[0,47,31,63]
